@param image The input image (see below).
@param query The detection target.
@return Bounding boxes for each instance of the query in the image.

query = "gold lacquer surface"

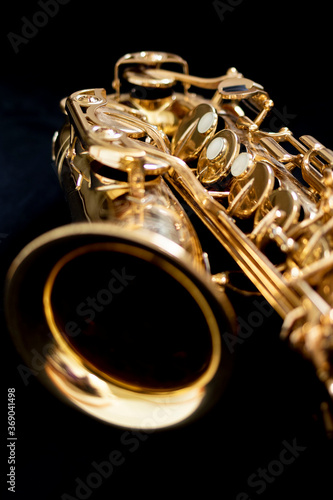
[197,129,240,184]
[228,161,275,218]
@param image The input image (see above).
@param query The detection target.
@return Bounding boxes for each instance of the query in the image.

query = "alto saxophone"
[5,51,333,431]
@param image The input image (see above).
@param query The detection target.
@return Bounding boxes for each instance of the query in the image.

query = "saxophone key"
[171,103,218,161]
[254,188,301,235]
[196,129,240,184]
[227,160,275,218]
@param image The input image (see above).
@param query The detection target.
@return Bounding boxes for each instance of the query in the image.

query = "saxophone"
[5,51,333,431]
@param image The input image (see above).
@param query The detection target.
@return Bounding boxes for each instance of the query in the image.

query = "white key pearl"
[197,112,216,134]
[231,152,252,177]
[206,137,225,160]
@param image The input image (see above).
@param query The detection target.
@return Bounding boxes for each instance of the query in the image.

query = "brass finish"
[112,51,190,97]
[171,103,218,161]
[228,161,275,218]
[254,188,301,234]
[197,129,239,184]
[5,51,333,430]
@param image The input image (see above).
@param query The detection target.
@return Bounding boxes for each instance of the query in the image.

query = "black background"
[1,1,333,499]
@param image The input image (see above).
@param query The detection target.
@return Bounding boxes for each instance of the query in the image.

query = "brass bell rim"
[5,222,235,429]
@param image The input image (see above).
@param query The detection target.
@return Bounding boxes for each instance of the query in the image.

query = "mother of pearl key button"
[197,112,217,134]
[206,137,226,160]
[231,152,253,177]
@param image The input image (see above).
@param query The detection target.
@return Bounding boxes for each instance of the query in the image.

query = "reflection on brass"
[228,161,275,218]
[5,51,333,432]
[255,188,301,233]
[171,103,218,161]
[197,129,239,184]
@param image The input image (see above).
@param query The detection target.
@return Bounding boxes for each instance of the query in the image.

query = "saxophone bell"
[5,222,236,430]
